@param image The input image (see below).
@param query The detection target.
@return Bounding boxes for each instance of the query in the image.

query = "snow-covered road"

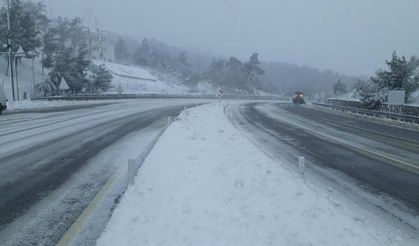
[232,103,419,208]
[0,99,209,246]
[97,103,418,246]
[2,100,418,246]
[229,102,419,239]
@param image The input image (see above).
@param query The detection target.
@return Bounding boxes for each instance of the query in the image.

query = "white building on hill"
[86,29,115,63]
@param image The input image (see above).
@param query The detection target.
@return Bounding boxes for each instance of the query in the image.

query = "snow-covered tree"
[357,52,419,106]
[202,54,265,94]
[35,79,56,97]
[0,0,48,53]
[132,38,153,67]
[115,38,129,62]
[175,52,190,71]
[356,80,384,108]
[42,17,90,93]
[242,53,265,94]
[224,57,245,91]
[117,85,124,94]
[89,65,113,93]
[333,79,348,95]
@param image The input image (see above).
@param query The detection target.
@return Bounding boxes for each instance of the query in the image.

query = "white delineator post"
[128,159,136,186]
[223,102,227,114]
[298,156,305,180]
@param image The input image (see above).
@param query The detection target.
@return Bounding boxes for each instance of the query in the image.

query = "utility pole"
[87,26,92,60]
[14,46,26,101]
[32,54,35,97]
[6,0,16,101]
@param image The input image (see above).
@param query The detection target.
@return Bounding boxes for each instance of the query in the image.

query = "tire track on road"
[0,106,184,230]
[240,103,419,212]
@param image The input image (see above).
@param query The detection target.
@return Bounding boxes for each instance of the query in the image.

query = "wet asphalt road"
[237,103,419,212]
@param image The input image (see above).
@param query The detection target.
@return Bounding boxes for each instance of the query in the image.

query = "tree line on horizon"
[3,0,416,99]
[115,36,364,96]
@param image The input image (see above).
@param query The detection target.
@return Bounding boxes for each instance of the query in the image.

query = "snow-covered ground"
[93,60,191,94]
[93,60,157,81]
[328,91,360,102]
[96,103,416,246]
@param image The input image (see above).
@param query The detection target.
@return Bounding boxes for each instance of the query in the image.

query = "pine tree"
[203,55,266,94]
[0,0,47,53]
[205,59,226,88]
[89,65,113,93]
[132,38,152,66]
[42,17,90,94]
[115,38,129,62]
[333,79,348,95]
[370,51,419,102]
[242,53,265,94]
[117,85,124,94]
[225,57,245,91]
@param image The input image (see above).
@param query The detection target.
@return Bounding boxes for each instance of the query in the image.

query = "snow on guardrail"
[314,101,419,124]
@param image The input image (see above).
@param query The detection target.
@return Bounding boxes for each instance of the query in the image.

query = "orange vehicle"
[292,91,305,104]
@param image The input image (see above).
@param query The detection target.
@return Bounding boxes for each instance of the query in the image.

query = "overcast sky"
[43,0,419,76]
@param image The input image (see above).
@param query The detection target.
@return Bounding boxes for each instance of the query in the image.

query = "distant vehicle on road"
[0,85,7,114]
[292,91,305,104]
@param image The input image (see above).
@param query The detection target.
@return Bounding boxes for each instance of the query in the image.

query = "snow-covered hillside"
[0,56,214,100]
[93,60,203,95]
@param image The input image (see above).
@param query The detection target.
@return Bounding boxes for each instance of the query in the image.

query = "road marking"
[257,105,419,175]
[57,173,119,246]
[57,111,180,246]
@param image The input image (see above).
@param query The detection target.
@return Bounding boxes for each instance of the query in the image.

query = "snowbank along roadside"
[5,99,122,111]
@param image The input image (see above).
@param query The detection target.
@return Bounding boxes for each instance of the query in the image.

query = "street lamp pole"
[6,0,16,101]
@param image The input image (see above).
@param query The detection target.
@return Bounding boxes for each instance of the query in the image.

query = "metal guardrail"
[32,93,285,101]
[325,98,419,117]
[313,102,419,124]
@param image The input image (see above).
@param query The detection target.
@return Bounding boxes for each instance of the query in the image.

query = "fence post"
[128,159,136,186]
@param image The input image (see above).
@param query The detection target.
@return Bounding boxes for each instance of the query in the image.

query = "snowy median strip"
[58,119,174,246]
[96,103,416,246]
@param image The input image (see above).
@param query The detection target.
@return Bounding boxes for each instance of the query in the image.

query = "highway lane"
[0,99,205,246]
[229,102,419,213]
[279,103,419,153]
